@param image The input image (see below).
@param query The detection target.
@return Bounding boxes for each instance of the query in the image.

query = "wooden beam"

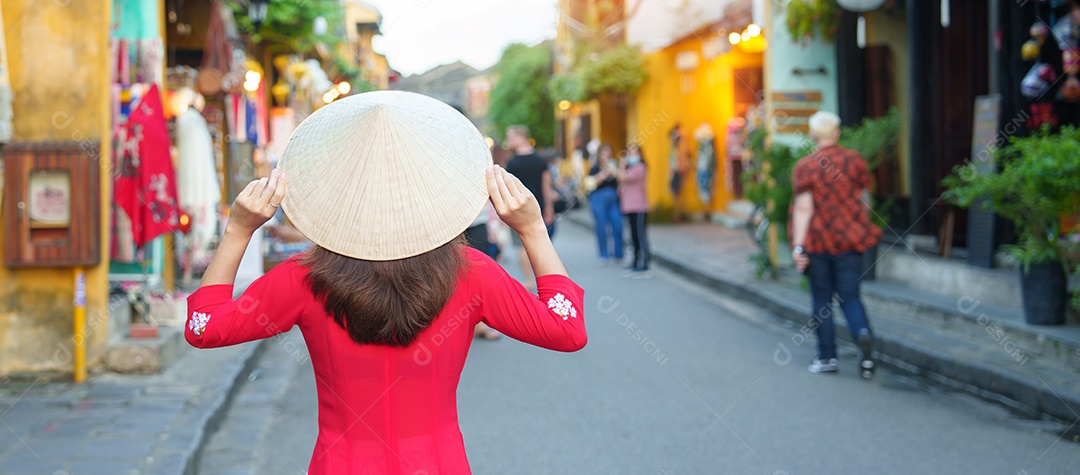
[773,108,818,117]
[775,123,810,133]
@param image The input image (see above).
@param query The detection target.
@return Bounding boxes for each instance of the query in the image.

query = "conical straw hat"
[279,90,493,260]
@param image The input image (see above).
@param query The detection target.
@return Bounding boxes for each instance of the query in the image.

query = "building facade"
[1,0,114,376]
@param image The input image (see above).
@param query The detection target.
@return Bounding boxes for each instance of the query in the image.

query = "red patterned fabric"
[186,248,588,474]
[114,84,180,248]
[791,145,883,254]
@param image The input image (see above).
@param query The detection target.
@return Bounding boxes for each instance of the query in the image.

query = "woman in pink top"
[619,142,651,274]
[185,92,587,474]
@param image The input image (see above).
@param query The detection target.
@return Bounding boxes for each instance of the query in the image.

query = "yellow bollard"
[74,267,87,383]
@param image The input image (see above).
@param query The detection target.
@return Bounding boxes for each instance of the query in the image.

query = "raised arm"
[488,165,566,277]
[186,168,303,348]
[201,168,286,286]
[479,166,586,351]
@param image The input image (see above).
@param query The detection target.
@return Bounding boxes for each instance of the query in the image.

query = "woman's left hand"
[228,168,286,236]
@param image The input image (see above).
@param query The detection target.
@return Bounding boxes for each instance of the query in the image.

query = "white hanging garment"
[175,107,222,265]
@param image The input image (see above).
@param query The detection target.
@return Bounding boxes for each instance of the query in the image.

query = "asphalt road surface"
[199,223,1079,475]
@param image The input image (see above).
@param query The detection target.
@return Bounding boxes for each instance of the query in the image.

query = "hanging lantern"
[1059,75,1080,103]
[836,0,887,49]
[1022,40,1041,62]
[1064,50,1080,76]
[1037,63,1058,83]
[1030,23,1049,43]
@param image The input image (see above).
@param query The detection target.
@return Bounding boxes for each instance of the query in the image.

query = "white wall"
[764,2,838,149]
[626,0,736,51]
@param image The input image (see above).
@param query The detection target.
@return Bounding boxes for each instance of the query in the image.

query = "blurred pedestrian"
[587,143,624,264]
[790,111,883,378]
[184,92,587,474]
[505,125,557,291]
[619,142,650,276]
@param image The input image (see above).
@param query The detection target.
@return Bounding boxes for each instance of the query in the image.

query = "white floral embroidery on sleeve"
[189,312,211,336]
[547,293,578,321]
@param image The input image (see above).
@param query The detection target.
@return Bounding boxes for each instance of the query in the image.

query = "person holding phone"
[587,143,624,264]
[790,111,882,379]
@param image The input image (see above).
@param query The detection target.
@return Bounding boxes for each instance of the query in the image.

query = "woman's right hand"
[227,168,286,236]
[487,165,545,237]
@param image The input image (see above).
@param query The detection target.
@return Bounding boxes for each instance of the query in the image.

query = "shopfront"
[630,10,764,220]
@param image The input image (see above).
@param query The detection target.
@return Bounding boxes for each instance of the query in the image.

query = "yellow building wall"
[0,0,113,376]
[340,1,388,90]
[634,40,763,214]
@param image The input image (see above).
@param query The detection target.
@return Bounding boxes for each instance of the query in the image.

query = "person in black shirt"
[504,125,556,291]
[587,143,624,263]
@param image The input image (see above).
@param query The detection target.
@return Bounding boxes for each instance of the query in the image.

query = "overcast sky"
[367,0,558,77]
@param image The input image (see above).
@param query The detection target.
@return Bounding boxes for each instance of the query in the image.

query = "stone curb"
[177,339,268,475]
[564,212,1080,424]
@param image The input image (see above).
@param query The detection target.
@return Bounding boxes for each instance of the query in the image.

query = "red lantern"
[1037,63,1058,82]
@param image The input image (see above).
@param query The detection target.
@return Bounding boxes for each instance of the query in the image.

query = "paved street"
[197,223,1079,474]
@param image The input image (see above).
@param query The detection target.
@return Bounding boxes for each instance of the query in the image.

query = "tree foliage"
[550,43,646,103]
[785,0,840,44]
[229,0,343,53]
[577,44,647,98]
[488,43,555,146]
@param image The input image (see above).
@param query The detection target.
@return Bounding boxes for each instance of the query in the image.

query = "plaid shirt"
[791,145,883,254]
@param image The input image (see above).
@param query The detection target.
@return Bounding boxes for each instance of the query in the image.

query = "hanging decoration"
[172,88,222,266]
[114,84,181,248]
[694,123,717,208]
[837,0,886,49]
[1052,7,1080,51]
[197,1,232,96]
[1060,49,1080,103]
[1022,22,1048,62]
[785,0,840,44]
[1021,63,1057,100]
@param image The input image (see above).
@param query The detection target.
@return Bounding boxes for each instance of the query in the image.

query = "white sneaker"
[808,358,838,373]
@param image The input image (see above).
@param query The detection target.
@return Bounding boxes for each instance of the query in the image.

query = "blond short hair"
[506,125,530,140]
[808,111,841,141]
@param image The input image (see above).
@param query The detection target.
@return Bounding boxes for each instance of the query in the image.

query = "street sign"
[966,94,1000,268]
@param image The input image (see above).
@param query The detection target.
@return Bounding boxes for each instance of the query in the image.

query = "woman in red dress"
[185,91,587,474]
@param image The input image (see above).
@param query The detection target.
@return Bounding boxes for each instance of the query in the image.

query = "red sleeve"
[792,158,813,195]
[853,154,871,190]
[466,249,587,352]
[185,257,309,349]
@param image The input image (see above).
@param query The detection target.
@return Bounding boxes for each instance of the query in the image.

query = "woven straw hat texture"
[279,90,493,260]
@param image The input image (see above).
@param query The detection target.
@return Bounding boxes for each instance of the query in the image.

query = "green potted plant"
[741,129,802,277]
[839,108,901,280]
[943,125,1080,325]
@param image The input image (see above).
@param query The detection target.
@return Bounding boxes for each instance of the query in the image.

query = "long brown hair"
[302,237,467,347]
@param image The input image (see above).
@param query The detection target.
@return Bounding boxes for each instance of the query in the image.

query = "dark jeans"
[807,252,872,360]
[588,187,624,259]
[625,212,650,270]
